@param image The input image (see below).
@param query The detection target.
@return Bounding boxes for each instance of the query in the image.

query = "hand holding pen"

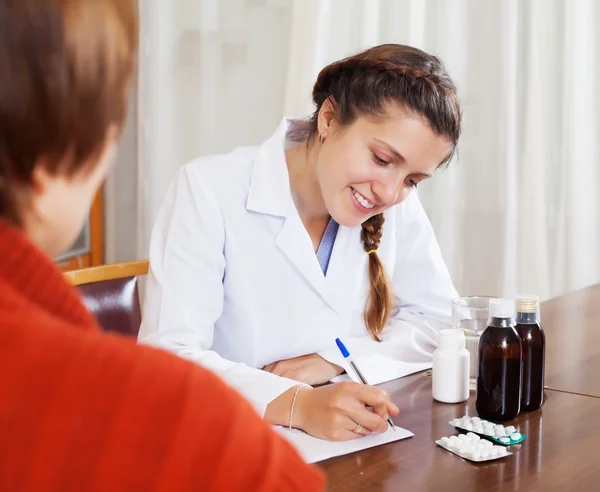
[336,338,396,431]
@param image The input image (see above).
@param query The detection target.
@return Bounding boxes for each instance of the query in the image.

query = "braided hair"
[310,44,461,341]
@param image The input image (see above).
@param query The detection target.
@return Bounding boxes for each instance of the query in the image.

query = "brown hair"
[0,0,138,225]
[310,44,462,341]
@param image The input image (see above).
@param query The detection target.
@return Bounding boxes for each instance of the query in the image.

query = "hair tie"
[367,250,377,255]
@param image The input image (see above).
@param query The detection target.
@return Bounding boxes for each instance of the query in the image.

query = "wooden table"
[542,284,600,398]
[321,374,599,491]
[321,285,600,491]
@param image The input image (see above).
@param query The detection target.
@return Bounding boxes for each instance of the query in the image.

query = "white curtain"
[136,0,294,246]
[122,0,599,300]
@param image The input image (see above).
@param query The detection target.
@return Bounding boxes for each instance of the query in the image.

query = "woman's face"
[24,130,118,258]
[316,103,453,227]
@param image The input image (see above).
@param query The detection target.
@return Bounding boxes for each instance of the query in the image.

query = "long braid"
[360,213,391,341]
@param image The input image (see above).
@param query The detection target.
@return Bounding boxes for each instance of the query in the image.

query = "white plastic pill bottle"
[432,329,470,403]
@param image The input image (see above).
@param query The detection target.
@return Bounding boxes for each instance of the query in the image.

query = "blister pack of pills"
[436,432,512,462]
[449,415,526,445]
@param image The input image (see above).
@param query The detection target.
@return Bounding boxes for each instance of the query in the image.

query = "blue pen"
[335,337,395,431]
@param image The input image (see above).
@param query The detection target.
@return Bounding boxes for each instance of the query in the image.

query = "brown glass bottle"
[476,299,522,421]
[515,296,545,411]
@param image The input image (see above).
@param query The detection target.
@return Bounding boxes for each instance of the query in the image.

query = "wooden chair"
[64,260,149,337]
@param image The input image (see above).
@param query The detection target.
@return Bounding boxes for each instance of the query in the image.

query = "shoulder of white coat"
[387,191,427,221]
[178,145,258,201]
[386,191,432,238]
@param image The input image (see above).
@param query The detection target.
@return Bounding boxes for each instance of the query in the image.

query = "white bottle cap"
[438,329,466,351]
[489,298,515,319]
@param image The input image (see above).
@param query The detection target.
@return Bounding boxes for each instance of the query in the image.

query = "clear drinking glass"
[452,296,495,389]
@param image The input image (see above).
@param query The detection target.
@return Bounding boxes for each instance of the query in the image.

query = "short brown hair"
[0,0,138,225]
[311,44,462,341]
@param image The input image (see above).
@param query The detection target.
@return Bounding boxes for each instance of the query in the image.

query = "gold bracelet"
[289,385,304,430]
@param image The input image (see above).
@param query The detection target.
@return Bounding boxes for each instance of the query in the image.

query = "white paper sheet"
[274,425,413,463]
[330,355,431,385]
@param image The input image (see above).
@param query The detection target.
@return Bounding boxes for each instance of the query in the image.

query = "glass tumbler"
[452,296,495,389]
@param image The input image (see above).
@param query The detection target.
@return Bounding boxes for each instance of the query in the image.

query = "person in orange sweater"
[0,1,324,490]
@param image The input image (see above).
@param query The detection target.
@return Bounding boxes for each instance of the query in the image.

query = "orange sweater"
[0,221,324,492]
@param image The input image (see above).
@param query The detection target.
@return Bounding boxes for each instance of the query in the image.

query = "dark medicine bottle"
[476,298,523,421]
[515,295,545,411]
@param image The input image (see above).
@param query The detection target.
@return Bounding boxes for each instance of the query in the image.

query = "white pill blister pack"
[449,415,525,445]
[436,432,512,462]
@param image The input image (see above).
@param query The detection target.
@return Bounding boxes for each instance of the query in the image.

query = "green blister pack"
[449,415,526,446]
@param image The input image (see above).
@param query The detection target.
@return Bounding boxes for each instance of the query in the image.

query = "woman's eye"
[372,153,391,166]
[408,178,418,188]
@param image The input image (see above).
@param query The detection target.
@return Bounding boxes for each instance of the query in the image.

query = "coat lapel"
[323,225,366,316]
[246,117,358,315]
[275,203,329,304]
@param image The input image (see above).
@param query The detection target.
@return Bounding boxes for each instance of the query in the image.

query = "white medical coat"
[139,117,458,415]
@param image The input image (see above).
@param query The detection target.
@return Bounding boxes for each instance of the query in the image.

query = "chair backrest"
[64,260,149,337]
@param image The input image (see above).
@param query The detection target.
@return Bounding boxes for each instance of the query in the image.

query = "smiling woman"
[139,44,462,443]
[297,45,461,343]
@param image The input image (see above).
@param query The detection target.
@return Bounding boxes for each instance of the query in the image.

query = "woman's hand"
[263,353,344,385]
[264,381,400,441]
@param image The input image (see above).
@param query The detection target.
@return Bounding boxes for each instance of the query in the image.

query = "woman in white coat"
[139,44,462,441]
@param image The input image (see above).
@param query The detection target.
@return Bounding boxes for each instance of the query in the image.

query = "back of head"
[0,0,138,226]
[310,44,462,341]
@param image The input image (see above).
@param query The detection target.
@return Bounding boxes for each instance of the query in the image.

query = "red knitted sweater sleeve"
[0,311,324,492]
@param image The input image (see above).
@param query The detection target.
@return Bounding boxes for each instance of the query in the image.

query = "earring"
[318,133,325,143]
